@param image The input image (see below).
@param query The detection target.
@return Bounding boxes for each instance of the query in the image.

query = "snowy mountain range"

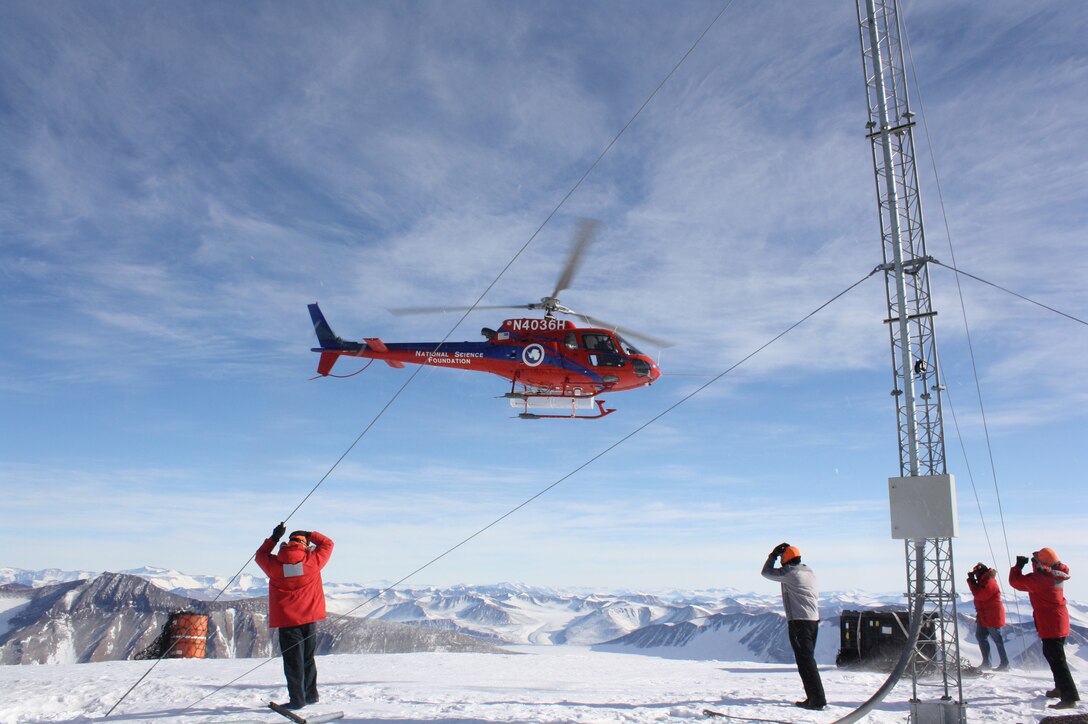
[3,566,1087,668]
[0,571,502,665]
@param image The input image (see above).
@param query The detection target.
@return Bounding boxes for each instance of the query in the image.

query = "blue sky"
[2,2,1086,600]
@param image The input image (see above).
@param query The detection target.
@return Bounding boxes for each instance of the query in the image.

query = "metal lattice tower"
[856,0,965,720]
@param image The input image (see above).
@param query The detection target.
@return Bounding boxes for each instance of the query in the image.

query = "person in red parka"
[255,522,334,711]
[1009,547,1078,710]
[967,562,1009,670]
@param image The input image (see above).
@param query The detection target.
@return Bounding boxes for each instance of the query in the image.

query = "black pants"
[1042,637,1079,702]
[279,622,318,706]
[788,619,826,706]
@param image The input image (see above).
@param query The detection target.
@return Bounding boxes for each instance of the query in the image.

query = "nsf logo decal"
[522,343,545,367]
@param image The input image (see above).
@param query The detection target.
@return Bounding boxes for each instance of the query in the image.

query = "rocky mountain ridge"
[4,566,1088,667]
[0,572,502,665]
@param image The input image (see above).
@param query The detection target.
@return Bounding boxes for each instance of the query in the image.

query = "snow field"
[0,645,1080,723]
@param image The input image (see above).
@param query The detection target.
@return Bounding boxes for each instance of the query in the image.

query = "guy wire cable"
[178,268,881,714]
[937,369,1027,658]
[941,381,999,567]
[837,6,1044,718]
[900,4,1087,682]
[930,261,1087,328]
[928,257,1088,657]
[104,358,436,717]
[901,11,1037,663]
[103,2,741,716]
[899,7,1027,664]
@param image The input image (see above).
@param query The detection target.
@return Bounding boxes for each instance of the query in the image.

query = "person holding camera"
[1009,547,1078,710]
[966,562,1009,671]
[255,523,335,711]
[761,542,826,711]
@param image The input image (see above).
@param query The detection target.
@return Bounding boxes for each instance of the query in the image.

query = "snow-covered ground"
[1,645,1078,723]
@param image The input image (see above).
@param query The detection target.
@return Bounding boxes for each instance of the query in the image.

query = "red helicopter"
[308,220,667,419]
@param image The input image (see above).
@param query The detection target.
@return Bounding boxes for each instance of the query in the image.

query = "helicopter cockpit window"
[615,334,643,357]
[565,331,578,350]
[582,333,617,354]
[589,353,624,368]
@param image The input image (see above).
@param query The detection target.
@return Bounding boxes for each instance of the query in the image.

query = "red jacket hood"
[275,542,308,564]
[1046,561,1071,581]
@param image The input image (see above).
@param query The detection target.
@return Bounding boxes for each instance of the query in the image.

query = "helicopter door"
[582,333,625,368]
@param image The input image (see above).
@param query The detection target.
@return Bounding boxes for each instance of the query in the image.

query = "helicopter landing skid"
[512,397,615,420]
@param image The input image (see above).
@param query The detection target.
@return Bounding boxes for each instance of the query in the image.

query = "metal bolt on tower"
[855,0,965,721]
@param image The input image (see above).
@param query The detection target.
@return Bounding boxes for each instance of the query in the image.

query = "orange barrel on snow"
[166,611,209,658]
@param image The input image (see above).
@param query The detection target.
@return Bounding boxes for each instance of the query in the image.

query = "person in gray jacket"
[762,542,826,711]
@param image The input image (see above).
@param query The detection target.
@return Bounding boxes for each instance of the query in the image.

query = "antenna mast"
[856,0,966,721]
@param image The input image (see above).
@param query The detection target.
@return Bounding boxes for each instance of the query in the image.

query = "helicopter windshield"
[615,334,643,357]
[581,333,618,353]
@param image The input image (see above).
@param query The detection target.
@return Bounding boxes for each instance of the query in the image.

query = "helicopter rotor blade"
[387,304,531,316]
[572,310,674,350]
[385,218,670,348]
[551,218,599,300]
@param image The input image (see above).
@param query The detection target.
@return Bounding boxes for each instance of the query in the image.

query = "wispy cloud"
[1,2,1085,597]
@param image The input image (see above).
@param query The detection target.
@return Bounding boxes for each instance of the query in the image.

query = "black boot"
[795,700,826,710]
[1049,700,1078,710]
